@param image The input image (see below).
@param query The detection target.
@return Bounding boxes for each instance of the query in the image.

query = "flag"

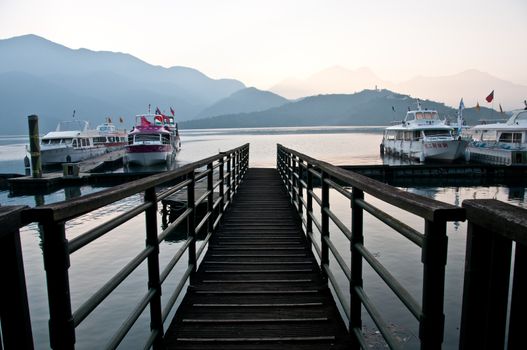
[108,117,112,123]
[476,102,480,112]
[459,98,465,111]
[72,110,76,118]
[155,107,161,115]
[499,104,503,114]
[170,107,175,116]
[485,90,494,103]
[524,100,527,110]
[391,106,395,112]
[141,116,151,126]
[119,117,124,123]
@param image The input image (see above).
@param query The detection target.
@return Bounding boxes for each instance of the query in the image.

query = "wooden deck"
[164,168,350,349]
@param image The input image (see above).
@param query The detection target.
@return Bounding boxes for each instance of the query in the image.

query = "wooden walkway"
[164,168,350,349]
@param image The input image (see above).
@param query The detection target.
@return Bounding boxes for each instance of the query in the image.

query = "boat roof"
[42,131,82,139]
[472,109,527,131]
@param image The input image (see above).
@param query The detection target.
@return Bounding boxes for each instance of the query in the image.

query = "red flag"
[170,107,175,116]
[485,90,494,103]
[141,116,151,126]
[155,107,161,115]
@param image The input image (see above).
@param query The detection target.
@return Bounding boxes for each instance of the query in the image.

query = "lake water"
[1,127,525,349]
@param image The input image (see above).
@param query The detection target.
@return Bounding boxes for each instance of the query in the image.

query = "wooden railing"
[277,144,465,350]
[0,144,249,350]
[460,199,527,350]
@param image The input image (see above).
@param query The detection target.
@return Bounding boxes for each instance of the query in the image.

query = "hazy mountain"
[270,66,527,110]
[193,87,289,120]
[181,89,505,129]
[396,69,527,110]
[0,34,245,133]
[270,66,387,99]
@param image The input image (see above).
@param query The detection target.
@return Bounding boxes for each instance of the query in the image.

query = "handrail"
[460,199,527,350]
[277,144,464,350]
[1,143,249,350]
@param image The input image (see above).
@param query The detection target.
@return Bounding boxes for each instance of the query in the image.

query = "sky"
[1,0,526,89]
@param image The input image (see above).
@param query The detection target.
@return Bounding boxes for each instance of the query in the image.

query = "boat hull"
[125,144,173,166]
[41,146,107,165]
[382,139,467,162]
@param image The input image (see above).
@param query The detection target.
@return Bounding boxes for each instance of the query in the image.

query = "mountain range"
[0,34,521,134]
[180,89,504,129]
[0,34,244,133]
[271,66,527,110]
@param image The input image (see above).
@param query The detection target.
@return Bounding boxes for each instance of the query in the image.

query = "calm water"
[1,127,525,349]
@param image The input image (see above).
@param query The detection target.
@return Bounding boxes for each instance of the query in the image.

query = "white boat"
[125,114,181,166]
[465,109,527,165]
[381,102,467,162]
[40,120,127,165]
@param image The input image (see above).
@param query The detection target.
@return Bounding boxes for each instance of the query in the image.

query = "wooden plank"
[164,168,350,349]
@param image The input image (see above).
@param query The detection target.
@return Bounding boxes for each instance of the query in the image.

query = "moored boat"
[381,102,467,162]
[125,114,181,166]
[465,109,527,165]
[40,119,127,165]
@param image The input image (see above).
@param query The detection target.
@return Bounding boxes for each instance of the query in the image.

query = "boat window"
[63,138,73,144]
[161,134,171,144]
[516,111,527,121]
[128,135,134,145]
[385,130,396,140]
[50,139,61,144]
[81,139,86,147]
[481,131,497,141]
[135,134,161,142]
[93,137,107,144]
[423,130,451,137]
[73,139,77,147]
[396,131,403,140]
[499,132,522,143]
[413,131,421,140]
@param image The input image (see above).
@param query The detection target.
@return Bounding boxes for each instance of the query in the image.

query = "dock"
[164,168,350,349]
[1,143,526,350]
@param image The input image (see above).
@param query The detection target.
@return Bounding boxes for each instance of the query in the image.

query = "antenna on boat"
[72,109,76,119]
[148,104,151,114]
[416,99,422,111]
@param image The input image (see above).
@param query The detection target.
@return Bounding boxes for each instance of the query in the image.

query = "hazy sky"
[1,0,526,88]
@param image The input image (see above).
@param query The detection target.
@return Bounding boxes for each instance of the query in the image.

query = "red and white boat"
[125,114,181,166]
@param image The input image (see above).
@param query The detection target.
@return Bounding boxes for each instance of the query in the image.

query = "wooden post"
[27,115,42,178]
[207,162,214,233]
[350,188,363,349]
[297,159,303,217]
[41,220,75,349]
[459,221,512,350]
[291,155,297,207]
[306,164,313,249]
[0,206,34,350]
[187,171,197,281]
[226,154,232,204]
[219,156,225,214]
[420,220,448,350]
[144,188,164,348]
[320,171,329,280]
[508,242,527,350]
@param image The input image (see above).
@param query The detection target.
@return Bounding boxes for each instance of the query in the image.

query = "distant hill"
[181,89,506,129]
[0,34,245,133]
[271,66,386,99]
[270,66,527,110]
[193,87,289,120]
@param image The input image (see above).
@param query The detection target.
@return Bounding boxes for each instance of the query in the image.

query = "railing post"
[231,153,236,196]
[41,220,75,349]
[420,219,448,350]
[187,171,197,282]
[207,162,214,233]
[0,206,34,350]
[287,153,293,200]
[459,220,511,350]
[350,188,364,349]
[320,171,329,280]
[291,155,297,207]
[219,155,225,214]
[144,188,164,349]
[226,154,232,204]
[297,159,303,218]
[306,164,313,249]
[509,242,527,350]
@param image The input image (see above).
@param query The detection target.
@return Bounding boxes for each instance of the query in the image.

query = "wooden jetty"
[1,143,526,350]
[164,168,350,349]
